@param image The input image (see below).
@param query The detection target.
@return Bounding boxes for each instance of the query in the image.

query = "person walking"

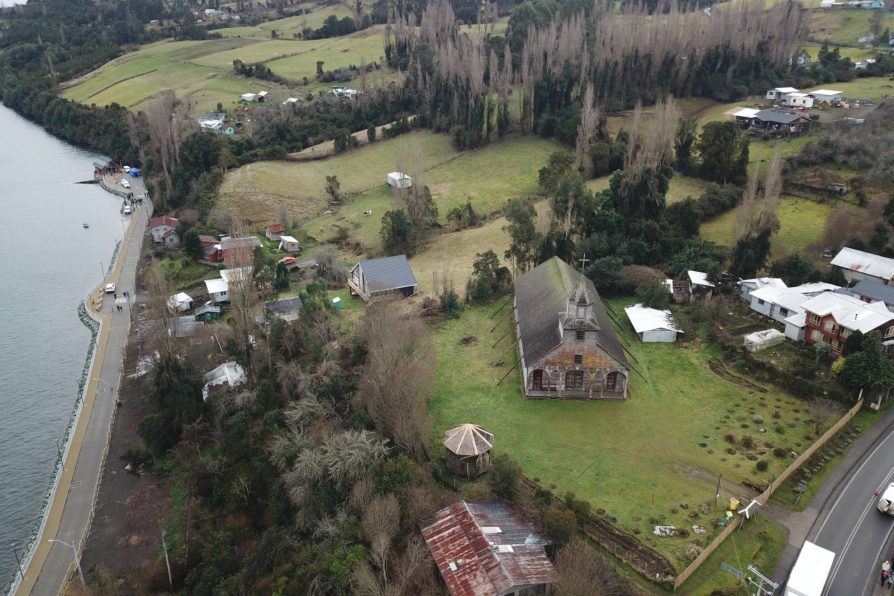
[882,561,891,587]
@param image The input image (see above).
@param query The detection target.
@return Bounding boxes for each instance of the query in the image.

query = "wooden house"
[750,111,812,136]
[443,424,493,478]
[421,502,557,596]
[221,236,261,266]
[265,223,285,241]
[149,215,179,244]
[349,255,417,302]
[513,257,630,399]
[801,292,894,355]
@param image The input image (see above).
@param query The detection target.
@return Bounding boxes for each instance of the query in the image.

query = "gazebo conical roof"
[443,423,494,456]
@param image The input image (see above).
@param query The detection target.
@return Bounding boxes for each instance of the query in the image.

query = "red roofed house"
[149,215,179,244]
[265,223,286,241]
[161,228,180,246]
[221,236,262,266]
[198,235,222,262]
[421,501,557,596]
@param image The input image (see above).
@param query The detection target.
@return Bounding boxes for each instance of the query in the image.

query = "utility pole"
[714,473,723,508]
[159,521,173,589]
[48,539,85,588]
[11,543,24,581]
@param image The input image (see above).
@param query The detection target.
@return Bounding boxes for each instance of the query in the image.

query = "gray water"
[0,104,125,590]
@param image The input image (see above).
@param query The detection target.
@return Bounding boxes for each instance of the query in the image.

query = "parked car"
[877,483,894,514]
[104,283,116,294]
[123,205,132,215]
[120,178,131,189]
[123,166,131,173]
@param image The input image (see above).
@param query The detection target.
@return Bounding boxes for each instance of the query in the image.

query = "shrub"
[724,433,736,444]
[740,435,755,449]
[489,454,522,500]
[773,446,788,458]
[544,507,577,546]
[756,460,769,472]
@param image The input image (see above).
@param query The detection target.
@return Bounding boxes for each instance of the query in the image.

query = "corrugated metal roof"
[513,257,629,370]
[800,292,894,333]
[420,502,557,596]
[354,255,417,292]
[443,424,493,456]
[688,270,715,287]
[754,110,805,125]
[831,247,894,281]
[733,108,761,118]
[852,280,894,306]
[204,278,227,294]
[624,304,682,334]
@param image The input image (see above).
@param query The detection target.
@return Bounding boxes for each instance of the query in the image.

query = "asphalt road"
[811,422,894,596]
[14,200,149,596]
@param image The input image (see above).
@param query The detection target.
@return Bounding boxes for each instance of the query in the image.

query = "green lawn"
[429,299,818,570]
[585,174,713,205]
[700,195,834,254]
[262,28,387,80]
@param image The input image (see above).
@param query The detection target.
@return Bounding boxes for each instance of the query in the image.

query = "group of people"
[111,290,129,312]
[881,561,894,589]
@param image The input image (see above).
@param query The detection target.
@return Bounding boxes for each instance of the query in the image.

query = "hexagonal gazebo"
[443,424,494,478]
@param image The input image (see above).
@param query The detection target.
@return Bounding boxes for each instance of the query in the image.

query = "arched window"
[606,371,619,391]
[565,370,584,391]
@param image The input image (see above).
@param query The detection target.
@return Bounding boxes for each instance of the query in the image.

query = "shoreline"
[8,175,151,596]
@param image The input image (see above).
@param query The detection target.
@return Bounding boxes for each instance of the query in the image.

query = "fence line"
[673,398,863,590]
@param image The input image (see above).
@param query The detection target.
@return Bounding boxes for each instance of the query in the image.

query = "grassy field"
[61,25,388,113]
[216,4,355,39]
[586,173,714,205]
[805,8,894,46]
[429,299,819,569]
[218,131,562,252]
[700,195,834,254]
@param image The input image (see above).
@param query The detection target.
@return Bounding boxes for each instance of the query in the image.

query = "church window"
[532,370,545,390]
[574,354,582,365]
[606,372,619,391]
[565,370,583,390]
[575,330,585,342]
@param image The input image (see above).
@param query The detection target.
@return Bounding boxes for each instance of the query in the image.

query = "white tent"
[743,329,785,352]
[202,361,246,401]
[387,171,412,189]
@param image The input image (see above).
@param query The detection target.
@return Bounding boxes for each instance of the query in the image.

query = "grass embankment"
[805,8,894,46]
[700,195,834,254]
[61,24,388,113]
[429,299,819,570]
[675,513,787,595]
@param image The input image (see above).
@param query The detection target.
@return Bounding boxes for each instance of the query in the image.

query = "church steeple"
[562,256,599,330]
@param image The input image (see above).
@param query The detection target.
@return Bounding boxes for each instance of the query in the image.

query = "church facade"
[513,257,630,399]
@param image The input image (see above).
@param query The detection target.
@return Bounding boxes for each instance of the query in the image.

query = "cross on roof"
[578,255,590,271]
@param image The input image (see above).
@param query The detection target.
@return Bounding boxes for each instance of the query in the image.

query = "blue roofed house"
[348,255,417,302]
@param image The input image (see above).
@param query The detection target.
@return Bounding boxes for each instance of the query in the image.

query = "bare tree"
[360,303,435,461]
[555,538,627,596]
[363,494,401,585]
[574,82,600,170]
[144,91,187,198]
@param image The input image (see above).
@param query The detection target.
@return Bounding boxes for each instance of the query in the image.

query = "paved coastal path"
[13,199,150,596]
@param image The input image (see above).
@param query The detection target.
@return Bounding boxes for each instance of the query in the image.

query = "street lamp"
[47,539,85,588]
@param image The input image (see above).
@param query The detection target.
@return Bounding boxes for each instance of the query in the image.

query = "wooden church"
[513,256,630,399]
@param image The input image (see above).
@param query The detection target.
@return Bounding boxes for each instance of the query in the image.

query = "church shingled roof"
[513,257,629,370]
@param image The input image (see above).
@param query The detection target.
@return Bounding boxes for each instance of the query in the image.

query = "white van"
[121,179,131,189]
[877,483,894,514]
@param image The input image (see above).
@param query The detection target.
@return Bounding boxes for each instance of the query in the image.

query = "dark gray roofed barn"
[349,255,417,302]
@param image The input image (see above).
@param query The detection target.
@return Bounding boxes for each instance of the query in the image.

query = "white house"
[739,277,787,301]
[283,97,299,105]
[149,215,179,244]
[387,171,413,189]
[624,304,682,343]
[204,278,229,304]
[278,235,301,253]
[831,247,894,285]
[688,270,715,289]
[766,87,799,101]
[855,58,877,70]
[785,93,814,108]
[202,361,246,401]
[808,89,843,103]
[167,292,193,313]
[748,282,839,326]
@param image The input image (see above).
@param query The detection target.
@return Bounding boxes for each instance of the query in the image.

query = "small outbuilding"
[784,92,814,108]
[265,297,303,323]
[808,89,843,104]
[194,305,221,323]
[204,278,229,304]
[766,86,799,101]
[624,304,682,343]
[167,292,193,313]
[349,255,417,302]
[386,171,412,189]
[743,329,785,353]
[202,361,247,401]
[265,223,285,241]
[443,424,493,478]
[278,235,301,253]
